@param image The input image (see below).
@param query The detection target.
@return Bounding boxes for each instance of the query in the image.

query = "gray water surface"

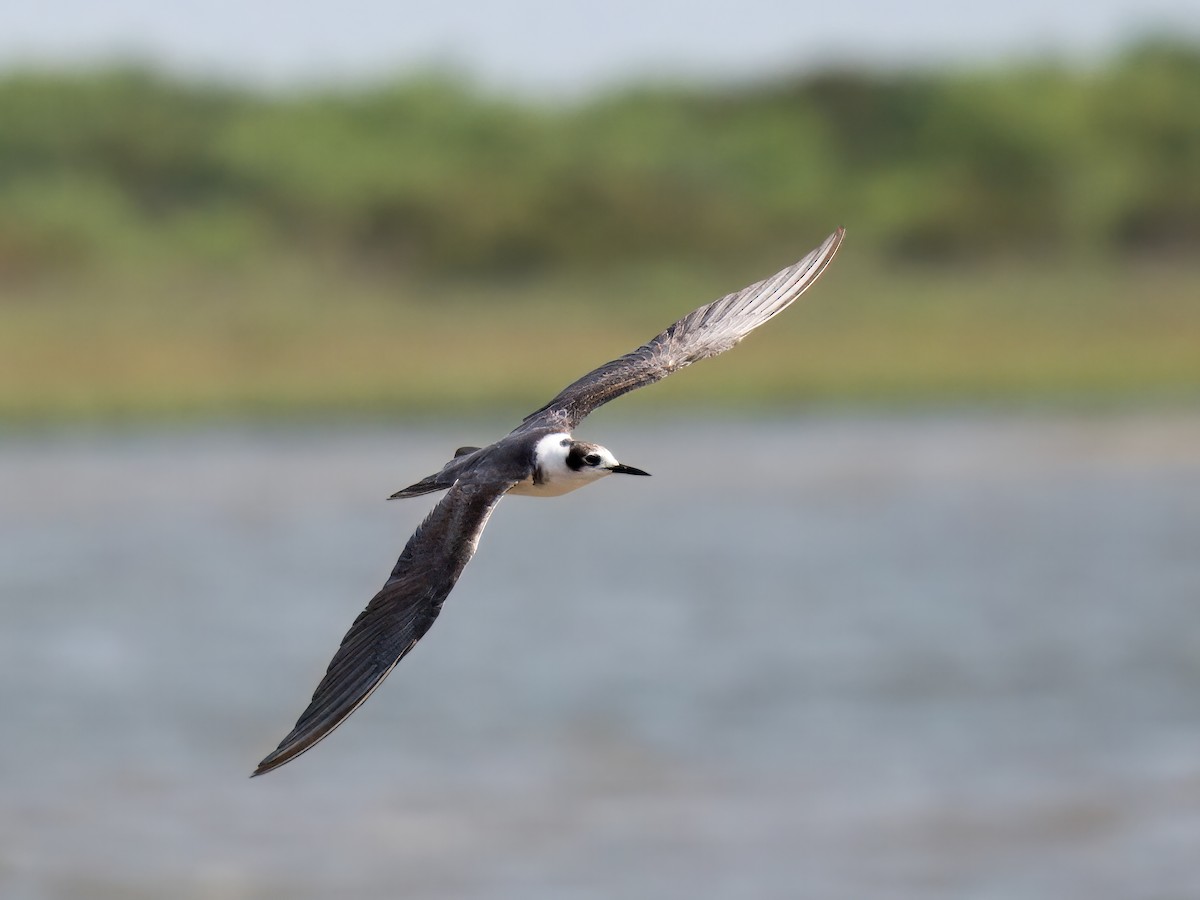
[2,413,1199,899]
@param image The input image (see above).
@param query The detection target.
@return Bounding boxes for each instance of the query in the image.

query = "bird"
[253,227,844,776]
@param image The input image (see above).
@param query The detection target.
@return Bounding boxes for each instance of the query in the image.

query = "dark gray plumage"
[253,228,844,775]
[253,481,514,775]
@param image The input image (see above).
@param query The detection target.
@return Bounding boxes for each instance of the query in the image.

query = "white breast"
[507,475,591,497]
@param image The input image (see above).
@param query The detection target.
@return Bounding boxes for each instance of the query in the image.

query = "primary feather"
[253,481,512,775]
[517,227,843,433]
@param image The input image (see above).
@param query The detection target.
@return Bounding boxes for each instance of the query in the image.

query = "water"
[2,412,1199,899]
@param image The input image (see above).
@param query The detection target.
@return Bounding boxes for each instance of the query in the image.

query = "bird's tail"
[388,476,452,500]
[389,446,485,500]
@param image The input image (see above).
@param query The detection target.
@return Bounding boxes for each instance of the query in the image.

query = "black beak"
[610,463,651,477]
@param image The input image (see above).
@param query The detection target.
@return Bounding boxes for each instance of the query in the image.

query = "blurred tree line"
[1,39,1197,281]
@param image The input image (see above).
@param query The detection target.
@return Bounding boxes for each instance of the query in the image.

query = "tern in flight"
[253,227,844,775]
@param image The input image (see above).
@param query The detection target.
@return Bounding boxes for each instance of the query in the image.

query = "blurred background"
[2,2,1199,898]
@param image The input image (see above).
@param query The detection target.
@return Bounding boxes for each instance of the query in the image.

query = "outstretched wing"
[516,227,844,434]
[253,480,513,776]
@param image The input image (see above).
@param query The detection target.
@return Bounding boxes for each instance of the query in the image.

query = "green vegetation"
[1,40,1198,421]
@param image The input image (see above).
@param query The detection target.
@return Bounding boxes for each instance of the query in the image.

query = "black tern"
[253,227,844,775]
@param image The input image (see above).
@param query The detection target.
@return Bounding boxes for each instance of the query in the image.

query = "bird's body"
[254,228,844,776]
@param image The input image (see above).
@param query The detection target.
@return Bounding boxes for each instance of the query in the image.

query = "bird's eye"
[560,439,571,448]
[584,453,601,466]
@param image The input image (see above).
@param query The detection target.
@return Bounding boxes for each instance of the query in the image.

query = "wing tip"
[251,757,289,778]
[821,225,846,260]
[251,733,311,777]
[250,692,376,777]
[799,226,846,285]
[755,225,846,309]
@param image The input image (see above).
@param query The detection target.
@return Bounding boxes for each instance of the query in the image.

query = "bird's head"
[531,433,650,492]
[565,439,651,481]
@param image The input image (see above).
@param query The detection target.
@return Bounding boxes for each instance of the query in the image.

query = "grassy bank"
[4,255,1198,423]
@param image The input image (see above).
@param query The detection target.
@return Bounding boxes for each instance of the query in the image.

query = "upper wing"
[515,227,844,434]
[253,480,513,776]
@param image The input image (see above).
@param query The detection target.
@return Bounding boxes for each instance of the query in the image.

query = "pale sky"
[1,0,1197,93]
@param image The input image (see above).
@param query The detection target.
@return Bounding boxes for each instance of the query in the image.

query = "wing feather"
[516,227,844,433]
[252,480,512,775]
